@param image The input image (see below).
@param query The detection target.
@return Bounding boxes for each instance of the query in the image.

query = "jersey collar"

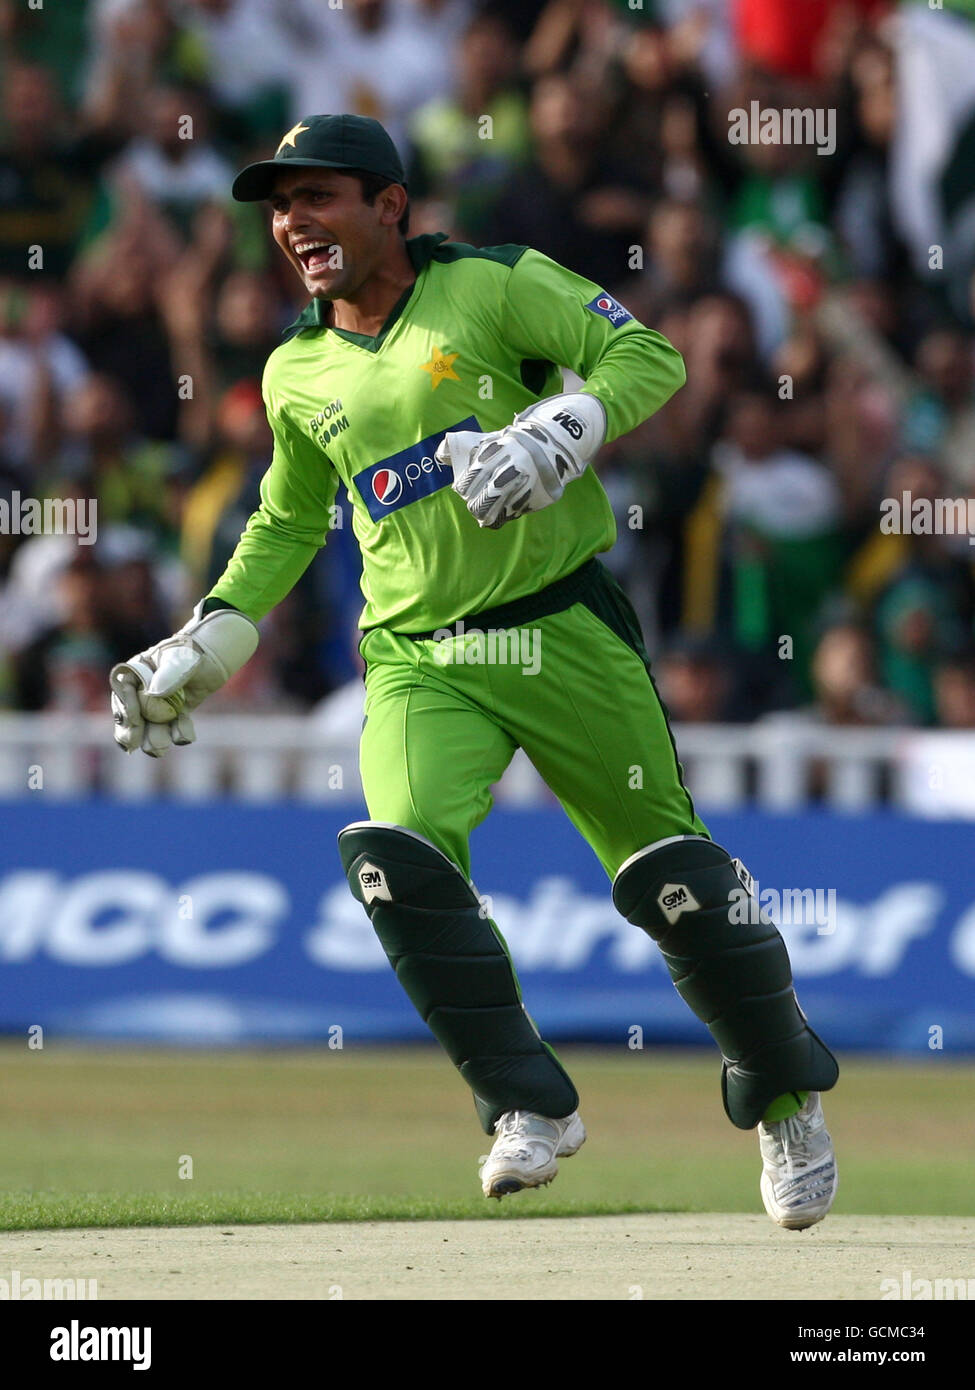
[282,232,450,343]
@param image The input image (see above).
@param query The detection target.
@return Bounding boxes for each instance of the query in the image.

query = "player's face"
[269,170,388,299]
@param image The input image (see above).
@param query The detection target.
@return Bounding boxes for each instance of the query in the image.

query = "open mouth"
[292,239,337,272]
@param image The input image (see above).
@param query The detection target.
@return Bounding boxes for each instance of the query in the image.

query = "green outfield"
[0,1044,970,1230]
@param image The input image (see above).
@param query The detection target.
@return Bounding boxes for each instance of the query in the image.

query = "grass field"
[1,1043,971,1231]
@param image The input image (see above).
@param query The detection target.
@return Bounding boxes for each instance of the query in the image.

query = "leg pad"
[339,821,578,1133]
[613,835,838,1128]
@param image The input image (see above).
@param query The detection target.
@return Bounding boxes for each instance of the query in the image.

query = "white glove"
[110,600,259,757]
[436,392,607,530]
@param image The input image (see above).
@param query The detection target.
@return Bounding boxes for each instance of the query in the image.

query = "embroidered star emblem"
[277,122,310,153]
[419,346,460,390]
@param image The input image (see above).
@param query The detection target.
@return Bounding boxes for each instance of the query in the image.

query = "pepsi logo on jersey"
[355,415,481,521]
[372,469,403,505]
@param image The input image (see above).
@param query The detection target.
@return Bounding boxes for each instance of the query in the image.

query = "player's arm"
[203,404,338,621]
[501,247,686,444]
[440,248,685,528]
[111,402,338,756]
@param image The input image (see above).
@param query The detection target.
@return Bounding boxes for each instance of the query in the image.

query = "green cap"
[232,113,407,202]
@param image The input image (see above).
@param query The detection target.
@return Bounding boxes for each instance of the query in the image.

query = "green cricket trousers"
[358,557,708,879]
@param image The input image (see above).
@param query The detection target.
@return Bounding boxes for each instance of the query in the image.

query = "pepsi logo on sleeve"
[585,293,634,327]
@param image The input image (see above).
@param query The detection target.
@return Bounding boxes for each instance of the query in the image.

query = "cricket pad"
[338,821,578,1133]
[612,835,838,1129]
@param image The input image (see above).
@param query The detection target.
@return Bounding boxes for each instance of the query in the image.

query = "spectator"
[408,11,531,242]
[289,0,450,151]
[933,649,975,730]
[869,454,975,724]
[0,282,92,476]
[11,552,115,713]
[483,73,651,287]
[759,617,910,733]
[710,385,846,692]
[68,207,183,440]
[806,620,909,727]
[834,33,900,281]
[0,64,117,281]
[180,379,272,593]
[57,373,188,548]
[902,329,975,492]
[639,199,721,315]
[109,86,234,239]
[102,549,173,661]
[654,633,737,723]
[179,0,295,143]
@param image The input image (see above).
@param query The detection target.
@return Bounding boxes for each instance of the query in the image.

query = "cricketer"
[110,114,839,1228]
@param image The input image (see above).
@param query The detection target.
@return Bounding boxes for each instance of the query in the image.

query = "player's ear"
[378,183,408,229]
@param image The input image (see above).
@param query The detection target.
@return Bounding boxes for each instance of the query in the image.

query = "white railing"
[0,713,972,815]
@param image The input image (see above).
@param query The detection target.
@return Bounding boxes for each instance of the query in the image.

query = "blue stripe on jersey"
[354,415,480,521]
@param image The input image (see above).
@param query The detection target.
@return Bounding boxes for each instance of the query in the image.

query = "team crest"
[419,346,461,390]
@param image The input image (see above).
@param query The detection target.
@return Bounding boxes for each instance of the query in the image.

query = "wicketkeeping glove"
[110,600,259,757]
[436,392,607,530]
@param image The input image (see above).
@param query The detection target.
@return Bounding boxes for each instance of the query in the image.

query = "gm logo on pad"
[586,292,633,327]
[358,861,392,904]
[657,882,700,925]
[354,415,480,521]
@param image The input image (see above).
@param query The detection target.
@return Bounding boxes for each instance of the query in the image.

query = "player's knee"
[611,834,745,941]
[338,819,472,916]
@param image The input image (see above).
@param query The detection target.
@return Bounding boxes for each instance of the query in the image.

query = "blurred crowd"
[2,0,975,731]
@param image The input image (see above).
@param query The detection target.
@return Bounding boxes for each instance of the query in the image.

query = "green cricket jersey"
[206,233,685,631]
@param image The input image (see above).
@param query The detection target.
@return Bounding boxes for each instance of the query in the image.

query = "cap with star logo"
[231,114,407,202]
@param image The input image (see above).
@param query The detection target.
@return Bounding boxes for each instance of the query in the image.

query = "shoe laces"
[771,1109,820,1178]
[496,1111,526,1136]
[488,1111,541,1162]
[779,1114,812,1162]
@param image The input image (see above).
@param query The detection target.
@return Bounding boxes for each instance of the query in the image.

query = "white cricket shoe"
[758,1091,837,1230]
[479,1110,586,1199]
